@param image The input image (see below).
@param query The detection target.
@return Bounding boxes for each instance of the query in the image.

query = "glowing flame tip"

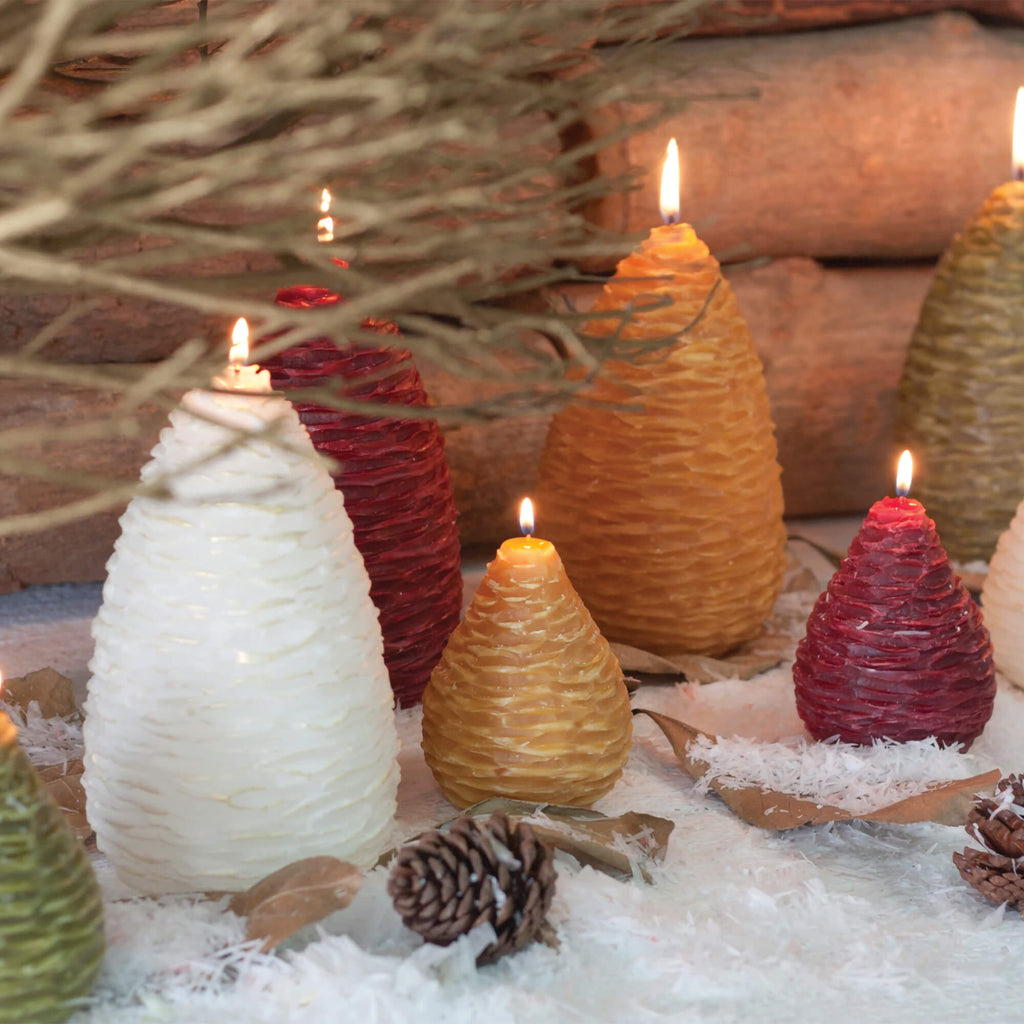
[229,317,249,366]
[317,187,334,242]
[1014,88,1024,181]
[659,138,681,225]
[896,449,913,497]
[519,497,535,537]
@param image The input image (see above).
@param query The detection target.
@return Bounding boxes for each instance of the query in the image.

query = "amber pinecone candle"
[896,171,1024,562]
[421,503,632,808]
[794,463,995,748]
[0,709,105,1024]
[535,221,785,657]
[264,286,462,707]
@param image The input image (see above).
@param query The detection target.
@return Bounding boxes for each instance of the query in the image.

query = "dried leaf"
[2,668,78,719]
[453,798,673,883]
[227,856,363,952]
[786,534,844,570]
[611,633,792,683]
[37,758,92,841]
[636,708,1000,830]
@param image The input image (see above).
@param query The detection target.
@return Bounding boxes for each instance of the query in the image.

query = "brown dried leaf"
[636,708,1000,830]
[610,633,792,683]
[227,857,363,952]
[37,758,92,841]
[455,798,674,883]
[2,668,78,719]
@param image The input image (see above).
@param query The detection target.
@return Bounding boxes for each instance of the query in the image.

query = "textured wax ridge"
[420,538,633,808]
[896,180,1024,562]
[83,386,400,894]
[263,286,462,708]
[981,496,1024,688]
[793,497,995,748]
[535,224,786,657]
[0,715,105,1024]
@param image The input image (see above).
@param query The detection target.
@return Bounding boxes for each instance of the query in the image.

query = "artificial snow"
[1,698,83,766]
[688,733,976,814]
[3,534,1024,1023]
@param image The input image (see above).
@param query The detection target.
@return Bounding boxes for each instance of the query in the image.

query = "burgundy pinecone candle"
[263,285,462,707]
[794,451,995,749]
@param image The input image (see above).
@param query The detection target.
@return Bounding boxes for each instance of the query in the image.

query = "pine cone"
[388,812,556,965]
[954,775,1024,911]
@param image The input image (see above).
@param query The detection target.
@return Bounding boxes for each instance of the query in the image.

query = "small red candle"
[794,451,995,749]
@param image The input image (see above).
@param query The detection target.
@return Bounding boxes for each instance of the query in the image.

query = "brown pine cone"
[387,812,556,965]
[953,774,1024,911]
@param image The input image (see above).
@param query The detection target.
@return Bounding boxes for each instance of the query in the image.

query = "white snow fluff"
[688,733,976,813]
[83,386,400,894]
[1,699,83,766]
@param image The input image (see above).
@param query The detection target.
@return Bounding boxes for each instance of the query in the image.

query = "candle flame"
[317,187,334,243]
[519,497,535,537]
[896,449,913,497]
[659,138,681,225]
[229,317,249,366]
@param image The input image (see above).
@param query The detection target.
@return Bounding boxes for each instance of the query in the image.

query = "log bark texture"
[0,257,932,585]
[0,381,162,592]
[584,12,1024,266]
[606,0,1024,37]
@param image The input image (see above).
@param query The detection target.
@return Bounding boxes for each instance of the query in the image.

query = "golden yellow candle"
[535,140,786,657]
[421,499,632,809]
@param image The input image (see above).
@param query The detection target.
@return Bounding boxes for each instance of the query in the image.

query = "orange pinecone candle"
[421,503,632,808]
[536,220,786,657]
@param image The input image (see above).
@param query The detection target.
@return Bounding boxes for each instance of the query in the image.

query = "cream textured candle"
[83,326,399,894]
[981,499,1024,688]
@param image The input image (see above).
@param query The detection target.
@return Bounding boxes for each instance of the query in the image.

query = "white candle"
[981,499,1024,689]
[83,319,400,894]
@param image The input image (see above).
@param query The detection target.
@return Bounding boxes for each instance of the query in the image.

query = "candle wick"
[1015,165,1024,182]
[661,212,681,226]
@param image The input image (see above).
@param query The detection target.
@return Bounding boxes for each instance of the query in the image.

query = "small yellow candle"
[421,498,632,808]
[536,140,786,657]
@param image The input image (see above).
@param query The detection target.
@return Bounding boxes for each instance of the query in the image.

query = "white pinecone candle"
[83,320,400,894]
[982,499,1024,689]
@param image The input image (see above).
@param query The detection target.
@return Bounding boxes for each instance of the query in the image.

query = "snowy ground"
[3,520,1024,1024]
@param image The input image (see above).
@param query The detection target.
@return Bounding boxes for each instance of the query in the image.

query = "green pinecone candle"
[0,711,105,1024]
[896,180,1024,563]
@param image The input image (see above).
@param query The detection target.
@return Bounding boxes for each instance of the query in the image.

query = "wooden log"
[583,12,1024,266]
[0,380,161,592]
[0,257,933,583]
[605,0,1024,38]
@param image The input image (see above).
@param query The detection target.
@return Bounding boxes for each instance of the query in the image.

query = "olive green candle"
[897,175,1024,563]
[0,709,105,1024]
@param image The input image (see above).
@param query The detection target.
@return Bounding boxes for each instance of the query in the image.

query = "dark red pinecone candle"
[263,285,462,707]
[793,495,995,749]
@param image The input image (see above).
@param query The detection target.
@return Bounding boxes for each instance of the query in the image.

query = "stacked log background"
[3,3,1024,587]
